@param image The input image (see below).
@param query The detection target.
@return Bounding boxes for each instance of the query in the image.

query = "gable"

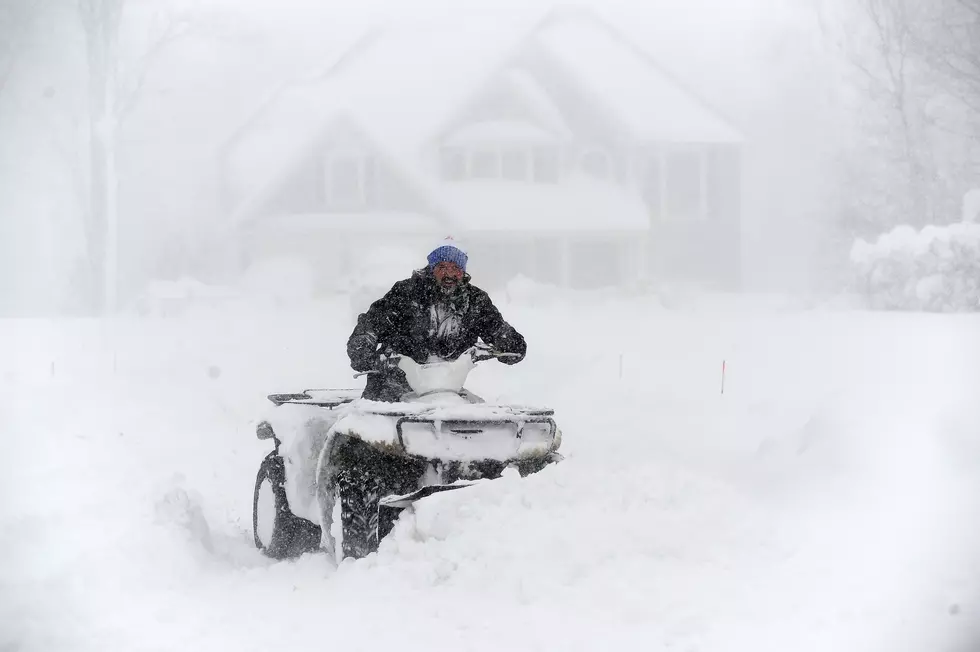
[221,5,743,233]
[242,119,452,227]
[533,16,743,144]
[436,67,572,146]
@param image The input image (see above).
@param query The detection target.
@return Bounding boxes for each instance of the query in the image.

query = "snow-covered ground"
[2,291,980,651]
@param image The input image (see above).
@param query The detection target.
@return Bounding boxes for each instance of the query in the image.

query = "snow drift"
[2,292,979,652]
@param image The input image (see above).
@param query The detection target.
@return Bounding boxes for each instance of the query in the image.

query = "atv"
[251,344,562,562]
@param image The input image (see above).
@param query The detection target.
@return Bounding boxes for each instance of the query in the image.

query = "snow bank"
[127,257,322,318]
[3,298,979,652]
[500,274,661,308]
[850,223,980,312]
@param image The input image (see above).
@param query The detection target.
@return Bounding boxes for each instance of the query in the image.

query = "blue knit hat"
[427,238,468,272]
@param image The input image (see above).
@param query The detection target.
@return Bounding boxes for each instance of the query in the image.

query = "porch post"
[529,237,540,281]
[659,148,668,219]
[700,146,708,219]
[559,237,572,288]
[621,237,636,290]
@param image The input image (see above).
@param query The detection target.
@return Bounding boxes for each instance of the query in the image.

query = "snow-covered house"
[219,6,744,292]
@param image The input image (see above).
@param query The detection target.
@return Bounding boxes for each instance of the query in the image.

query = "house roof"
[244,211,444,235]
[224,11,542,226]
[535,19,744,144]
[223,5,744,229]
[311,14,539,161]
[443,120,562,148]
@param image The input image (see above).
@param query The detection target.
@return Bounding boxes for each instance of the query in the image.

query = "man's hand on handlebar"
[471,343,523,364]
[376,348,402,372]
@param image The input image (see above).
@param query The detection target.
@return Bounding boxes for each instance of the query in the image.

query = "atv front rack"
[394,414,557,452]
[267,389,362,408]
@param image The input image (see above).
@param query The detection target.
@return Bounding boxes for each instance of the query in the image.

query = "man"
[347,238,526,402]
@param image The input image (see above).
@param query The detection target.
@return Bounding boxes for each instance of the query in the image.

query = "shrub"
[850,223,980,312]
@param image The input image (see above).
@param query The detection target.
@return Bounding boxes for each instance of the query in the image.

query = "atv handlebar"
[469,343,522,363]
[352,344,517,378]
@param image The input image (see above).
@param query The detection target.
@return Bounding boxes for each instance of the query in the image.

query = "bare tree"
[0,0,40,96]
[852,0,934,223]
[77,0,123,314]
[809,0,955,234]
[76,0,190,314]
[912,0,980,124]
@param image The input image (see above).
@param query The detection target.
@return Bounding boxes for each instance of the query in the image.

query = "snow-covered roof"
[443,120,563,148]
[224,6,743,232]
[244,211,445,235]
[500,68,573,139]
[438,176,651,233]
[319,16,537,159]
[535,19,743,144]
[225,11,542,225]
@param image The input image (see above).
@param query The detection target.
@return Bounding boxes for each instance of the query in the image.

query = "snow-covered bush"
[850,223,980,312]
[964,188,980,224]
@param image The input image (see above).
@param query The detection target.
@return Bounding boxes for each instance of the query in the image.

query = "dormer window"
[532,148,560,183]
[438,146,560,183]
[439,120,564,183]
[469,150,500,179]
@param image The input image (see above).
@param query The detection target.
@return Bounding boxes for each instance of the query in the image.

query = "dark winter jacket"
[347,267,526,402]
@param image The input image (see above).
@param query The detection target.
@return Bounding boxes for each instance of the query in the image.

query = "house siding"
[228,15,745,294]
[646,145,742,289]
[512,44,743,288]
[258,126,436,218]
[437,72,557,138]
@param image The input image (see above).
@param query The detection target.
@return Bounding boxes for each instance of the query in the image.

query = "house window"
[665,149,705,219]
[470,150,499,179]
[325,152,373,208]
[580,149,612,181]
[501,150,530,181]
[439,146,560,183]
[533,148,560,183]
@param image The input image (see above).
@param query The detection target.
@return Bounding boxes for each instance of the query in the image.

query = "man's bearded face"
[433,261,464,293]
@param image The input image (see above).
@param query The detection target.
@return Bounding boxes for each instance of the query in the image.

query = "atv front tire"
[253,452,321,560]
[337,463,384,559]
[333,438,423,560]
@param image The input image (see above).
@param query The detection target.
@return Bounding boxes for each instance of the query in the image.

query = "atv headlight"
[518,421,553,442]
[516,420,557,456]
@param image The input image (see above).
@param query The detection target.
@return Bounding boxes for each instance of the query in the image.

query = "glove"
[486,326,525,365]
[376,348,402,373]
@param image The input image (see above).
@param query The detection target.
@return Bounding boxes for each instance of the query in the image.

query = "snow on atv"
[251,343,563,562]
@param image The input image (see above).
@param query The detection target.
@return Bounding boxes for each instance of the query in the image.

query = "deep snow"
[2,291,980,651]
